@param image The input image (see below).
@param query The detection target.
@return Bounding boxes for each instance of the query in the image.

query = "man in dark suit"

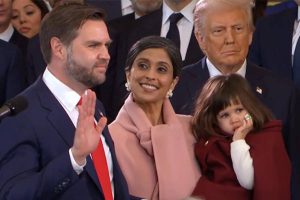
[0,4,131,199]
[0,39,27,105]
[171,1,299,199]
[248,1,298,87]
[106,0,204,121]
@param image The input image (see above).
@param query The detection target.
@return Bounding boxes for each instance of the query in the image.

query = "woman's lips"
[20,27,30,33]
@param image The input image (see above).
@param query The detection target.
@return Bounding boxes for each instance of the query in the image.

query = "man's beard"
[66,47,106,88]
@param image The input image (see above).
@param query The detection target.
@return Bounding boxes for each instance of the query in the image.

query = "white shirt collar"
[162,0,197,25]
[42,68,81,113]
[0,24,14,42]
[121,0,133,15]
[298,5,300,21]
[206,58,247,78]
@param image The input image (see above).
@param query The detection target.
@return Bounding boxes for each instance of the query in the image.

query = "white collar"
[162,0,197,25]
[0,24,14,42]
[42,68,81,112]
[206,58,247,78]
[298,5,300,21]
[121,0,132,9]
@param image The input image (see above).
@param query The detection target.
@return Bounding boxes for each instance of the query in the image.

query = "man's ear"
[195,31,206,52]
[50,37,67,60]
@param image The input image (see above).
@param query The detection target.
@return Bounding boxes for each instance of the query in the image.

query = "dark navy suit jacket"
[249,7,297,83]
[0,40,27,105]
[0,78,131,200]
[26,35,46,85]
[85,0,122,21]
[9,28,28,56]
[171,58,300,200]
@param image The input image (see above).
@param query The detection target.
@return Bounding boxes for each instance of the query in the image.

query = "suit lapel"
[36,79,107,193]
[245,62,267,102]
[184,28,204,66]
[36,79,75,147]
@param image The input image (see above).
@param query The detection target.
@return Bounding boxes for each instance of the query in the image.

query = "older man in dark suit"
[0,4,131,199]
[171,1,299,199]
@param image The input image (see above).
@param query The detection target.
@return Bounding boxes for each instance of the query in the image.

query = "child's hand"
[232,114,253,141]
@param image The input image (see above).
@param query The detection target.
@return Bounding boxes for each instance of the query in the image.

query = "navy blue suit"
[0,40,27,105]
[9,28,28,56]
[26,35,46,85]
[249,7,297,84]
[171,58,300,200]
[0,78,131,200]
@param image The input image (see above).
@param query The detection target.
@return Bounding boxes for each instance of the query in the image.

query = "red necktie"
[77,98,113,200]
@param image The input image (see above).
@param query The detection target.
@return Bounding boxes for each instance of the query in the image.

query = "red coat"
[192,120,291,200]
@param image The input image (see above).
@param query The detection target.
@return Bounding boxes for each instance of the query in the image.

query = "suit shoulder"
[181,60,203,75]
[250,63,295,90]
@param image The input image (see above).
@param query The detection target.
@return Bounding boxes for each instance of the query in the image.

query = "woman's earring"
[166,89,173,98]
[125,82,131,92]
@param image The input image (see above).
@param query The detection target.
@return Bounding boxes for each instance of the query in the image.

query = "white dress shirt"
[42,68,114,195]
[292,6,300,65]
[0,24,14,42]
[161,0,197,60]
[206,58,247,78]
[121,0,133,15]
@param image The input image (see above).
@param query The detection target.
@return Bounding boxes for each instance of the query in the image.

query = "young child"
[191,74,291,200]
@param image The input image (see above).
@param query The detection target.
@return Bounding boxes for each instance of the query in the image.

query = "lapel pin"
[256,86,262,94]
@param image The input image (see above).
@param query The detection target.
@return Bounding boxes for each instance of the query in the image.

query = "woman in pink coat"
[109,36,200,199]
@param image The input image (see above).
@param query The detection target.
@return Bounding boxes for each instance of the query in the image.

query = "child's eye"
[236,108,244,113]
[219,113,229,118]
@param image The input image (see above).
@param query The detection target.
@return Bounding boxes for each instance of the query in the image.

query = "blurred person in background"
[0,0,28,55]
[11,0,49,38]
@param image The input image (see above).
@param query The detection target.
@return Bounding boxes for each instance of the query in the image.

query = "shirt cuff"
[69,148,86,175]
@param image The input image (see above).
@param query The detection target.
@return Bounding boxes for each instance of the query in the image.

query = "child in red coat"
[191,74,291,200]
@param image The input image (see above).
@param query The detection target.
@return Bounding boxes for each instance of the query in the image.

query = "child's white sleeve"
[230,139,254,190]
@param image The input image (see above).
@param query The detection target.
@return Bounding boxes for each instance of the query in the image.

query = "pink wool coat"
[109,95,201,200]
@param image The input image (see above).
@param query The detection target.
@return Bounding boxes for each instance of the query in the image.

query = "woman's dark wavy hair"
[191,73,274,140]
[31,0,49,18]
[125,36,182,79]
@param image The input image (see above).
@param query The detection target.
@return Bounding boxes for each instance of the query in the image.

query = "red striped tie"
[77,98,113,200]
